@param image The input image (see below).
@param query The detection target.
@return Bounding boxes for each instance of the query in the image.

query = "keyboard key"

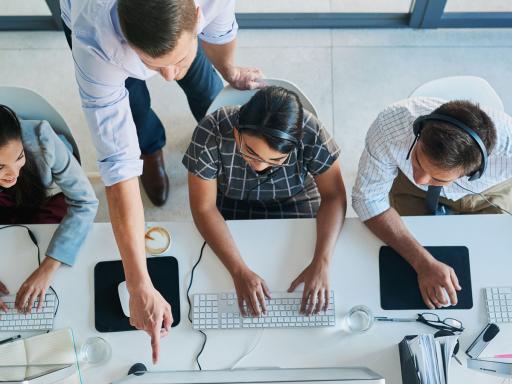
[486,287,512,324]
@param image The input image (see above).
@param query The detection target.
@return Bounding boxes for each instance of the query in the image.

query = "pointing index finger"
[151,325,161,364]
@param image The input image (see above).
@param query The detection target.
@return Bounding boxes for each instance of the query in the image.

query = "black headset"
[237,124,300,200]
[406,113,488,181]
[238,124,299,146]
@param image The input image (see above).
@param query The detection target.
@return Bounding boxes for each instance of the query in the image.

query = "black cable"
[0,225,41,264]
[186,241,208,370]
[0,225,60,318]
[454,182,512,216]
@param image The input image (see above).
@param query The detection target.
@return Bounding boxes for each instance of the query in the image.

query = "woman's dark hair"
[420,100,497,176]
[0,105,47,219]
[238,86,304,154]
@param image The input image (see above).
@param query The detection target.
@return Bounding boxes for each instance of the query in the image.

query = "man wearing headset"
[352,97,512,309]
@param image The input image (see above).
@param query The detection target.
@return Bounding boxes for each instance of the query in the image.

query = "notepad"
[0,328,80,383]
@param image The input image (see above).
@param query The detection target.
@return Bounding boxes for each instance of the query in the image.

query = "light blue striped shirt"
[352,97,512,221]
[60,0,238,186]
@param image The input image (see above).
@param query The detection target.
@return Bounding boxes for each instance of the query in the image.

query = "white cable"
[454,182,512,216]
[230,329,264,370]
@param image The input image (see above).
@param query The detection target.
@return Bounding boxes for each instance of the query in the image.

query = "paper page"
[0,339,28,381]
[0,366,27,381]
[419,335,432,384]
[24,367,80,384]
[408,336,429,383]
[424,334,442,384]
[0,339,27,365]
[434,337,446,384]
[437,335,458,383]
[25,328,76,365]
[416,335,432,384]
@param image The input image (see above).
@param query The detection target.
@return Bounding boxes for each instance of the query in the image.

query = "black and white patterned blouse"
[183,106,340,219]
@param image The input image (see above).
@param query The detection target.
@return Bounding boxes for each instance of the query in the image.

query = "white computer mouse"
[440,288,453,307]
[118,281,130,317]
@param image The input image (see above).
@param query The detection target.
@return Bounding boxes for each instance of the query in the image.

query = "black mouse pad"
[379,246,473,310]
[94,256,180,332]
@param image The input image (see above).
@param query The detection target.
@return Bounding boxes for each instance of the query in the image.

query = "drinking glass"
[341,305,374,333]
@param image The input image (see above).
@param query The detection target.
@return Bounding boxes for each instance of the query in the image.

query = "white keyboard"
[0,291,58,331]
[192,291,335,330]
[485,287,512,323]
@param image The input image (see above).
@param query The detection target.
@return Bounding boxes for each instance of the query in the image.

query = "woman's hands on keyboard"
[288,259,330,315]
[232,266,271,317]
[15,256,60,313]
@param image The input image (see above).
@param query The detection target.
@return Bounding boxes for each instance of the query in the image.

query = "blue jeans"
[63,22,223,154]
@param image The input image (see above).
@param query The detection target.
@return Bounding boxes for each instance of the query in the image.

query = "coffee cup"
[145,226,171,255]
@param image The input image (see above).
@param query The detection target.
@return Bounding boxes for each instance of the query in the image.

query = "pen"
[375,316,416,322]
[493,354,512,358]
[0,334,21,345]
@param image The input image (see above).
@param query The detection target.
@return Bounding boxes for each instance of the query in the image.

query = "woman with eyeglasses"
[183,86,346,317]
[0,104,98,314]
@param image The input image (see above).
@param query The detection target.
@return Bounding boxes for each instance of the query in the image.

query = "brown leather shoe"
[140,149,169,207]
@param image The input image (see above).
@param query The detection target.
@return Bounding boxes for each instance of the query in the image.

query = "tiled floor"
[1,27,512,221]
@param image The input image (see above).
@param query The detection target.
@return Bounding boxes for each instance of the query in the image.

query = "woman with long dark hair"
[0,105,98,313]
[183,86,347,318]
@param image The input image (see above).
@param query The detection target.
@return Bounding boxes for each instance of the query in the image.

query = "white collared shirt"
[352,97,512,221]
[60,0,238,186]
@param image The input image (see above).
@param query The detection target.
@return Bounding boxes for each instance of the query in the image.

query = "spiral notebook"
[0,328,80,383]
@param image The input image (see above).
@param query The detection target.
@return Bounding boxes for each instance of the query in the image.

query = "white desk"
[1,215,511,383]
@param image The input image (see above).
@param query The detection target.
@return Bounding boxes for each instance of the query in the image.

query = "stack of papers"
[406,334,459,384]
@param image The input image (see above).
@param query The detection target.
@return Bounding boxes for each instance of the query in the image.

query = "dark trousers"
[62,22,223,155]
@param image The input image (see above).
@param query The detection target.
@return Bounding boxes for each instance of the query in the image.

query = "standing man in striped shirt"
[353,97,512,310]
[60,0,263,363]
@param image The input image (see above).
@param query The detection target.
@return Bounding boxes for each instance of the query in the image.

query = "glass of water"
[341,305,374,333]
[79,337,112,365]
